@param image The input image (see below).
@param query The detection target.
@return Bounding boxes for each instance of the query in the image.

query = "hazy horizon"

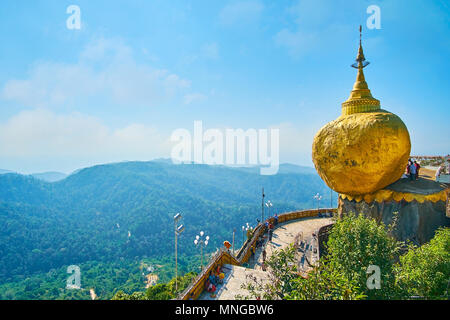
[1,1,448,174]
[0,158,321,176]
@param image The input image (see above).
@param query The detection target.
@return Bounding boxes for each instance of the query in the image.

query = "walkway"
[199,264,270,300]
[198,216,333,300]
[257,216,332,268]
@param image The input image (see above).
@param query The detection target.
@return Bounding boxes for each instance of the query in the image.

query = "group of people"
[261,248,267,271]
[248,214,279,271]
[435,161,450,181]
[204,215,277,297]
[264,213,278,242]
[406,159,420,181]
[205,266,225,294]
[406,158,450,182]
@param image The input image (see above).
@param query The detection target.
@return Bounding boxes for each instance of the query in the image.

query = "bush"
[395,228,450,299]
[326,213,401,299]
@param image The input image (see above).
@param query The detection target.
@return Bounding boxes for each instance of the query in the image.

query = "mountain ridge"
[0,160,332,298]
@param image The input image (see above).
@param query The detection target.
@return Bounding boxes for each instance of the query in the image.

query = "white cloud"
[0,111,316,172]
[0,109,171,160]
[183,93,207,105]
[1,38,191,109]
[219,0,264,26]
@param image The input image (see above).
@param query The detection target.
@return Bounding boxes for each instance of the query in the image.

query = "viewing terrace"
[178,208,336,300]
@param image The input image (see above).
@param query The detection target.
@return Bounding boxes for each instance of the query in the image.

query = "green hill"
[0,161,332,299]
[31,172,67,182]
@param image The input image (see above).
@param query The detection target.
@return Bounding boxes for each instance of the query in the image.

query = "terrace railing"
[178,207,336,300]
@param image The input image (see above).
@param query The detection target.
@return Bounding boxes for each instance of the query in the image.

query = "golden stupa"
[312,26,411,196]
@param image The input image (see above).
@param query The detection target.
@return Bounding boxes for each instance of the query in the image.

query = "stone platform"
[339,177,449,245]
[198,264,270,300]
[197,217,333,300]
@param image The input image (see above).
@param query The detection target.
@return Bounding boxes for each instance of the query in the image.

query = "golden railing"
[178,208,337,300]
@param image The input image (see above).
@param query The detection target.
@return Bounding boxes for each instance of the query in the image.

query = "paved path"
[199,264,270,300]
[251,216,333,273]
[198,216,333,300]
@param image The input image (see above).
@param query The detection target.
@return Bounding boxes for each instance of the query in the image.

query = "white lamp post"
[174,213,184,292]
[313,193,322,211]
[194,232,209,271]
[241,223,251,246]
[265,200,273,219]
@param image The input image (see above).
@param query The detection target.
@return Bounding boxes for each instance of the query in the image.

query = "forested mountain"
[30,172,67,182]
[0,160,332,299]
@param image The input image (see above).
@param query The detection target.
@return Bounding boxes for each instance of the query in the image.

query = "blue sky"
[0,0,448,173]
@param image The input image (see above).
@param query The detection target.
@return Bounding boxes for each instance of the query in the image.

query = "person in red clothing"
[414,161,420,180]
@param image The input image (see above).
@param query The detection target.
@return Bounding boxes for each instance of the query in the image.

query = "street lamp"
[232,229,236,255]
[241,222,253,247]
[241,223,251,246]
[261,188,265,224]
[265,200,273,219]
[194,231,209,271]
[313,193,322,211]
[174,213,184,292]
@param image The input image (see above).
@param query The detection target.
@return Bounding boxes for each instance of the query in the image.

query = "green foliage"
[263,245,299,299]
[0,256,199,300]
[144,272,197,300]
[239,214,426,300]
[395,228,450,299]
[111,291,146,300]
[238,244,364,300]
[237,245,300,300]
[326,213,400,299]
[145,284,174,300]
[0,161,331,299]
[286,258,365,300]
[111,272,196,300]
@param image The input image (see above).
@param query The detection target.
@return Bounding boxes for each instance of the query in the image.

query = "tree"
[237,245,299,300]
[111,290,146,300]
[286,258,365,300]
[326,212,401,299]
[238,213,402,300]
[395,228,450,299]
[237,243,364,300]
[111,272,197,300]
[146,284,174,300]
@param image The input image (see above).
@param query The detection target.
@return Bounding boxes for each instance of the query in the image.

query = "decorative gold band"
[340,188,448,204]
[341,99,380,115]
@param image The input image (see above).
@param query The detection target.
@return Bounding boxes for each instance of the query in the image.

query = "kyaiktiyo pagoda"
[312,27,449,245]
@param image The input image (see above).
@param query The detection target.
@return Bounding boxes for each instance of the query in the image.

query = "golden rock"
[313,111,411,195]
[312,30,411,195]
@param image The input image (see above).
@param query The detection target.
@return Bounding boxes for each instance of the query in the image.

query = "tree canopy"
[239,213,449,300]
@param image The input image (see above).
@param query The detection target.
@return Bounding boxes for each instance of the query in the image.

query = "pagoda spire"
[355,25,366,67]
[341,25,380,115]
